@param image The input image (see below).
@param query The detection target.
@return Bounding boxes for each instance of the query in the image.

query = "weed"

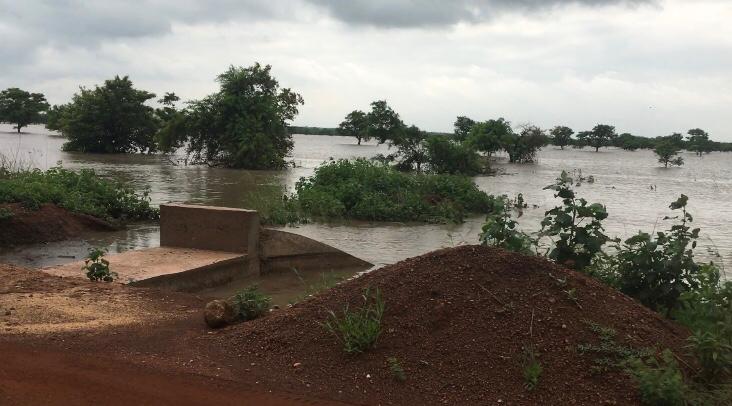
[231,286,271,321]
[387,357,407,382]
[0,207,12,221]
[522,346,543,391]
[82,248,116,282]
[627,350,687,406]
[324,287,385,354]
[479,195,535,254]
[578,321,652,374]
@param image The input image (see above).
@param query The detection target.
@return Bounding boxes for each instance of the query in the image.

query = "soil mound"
[213,245,690,405]
[0,203,117,247]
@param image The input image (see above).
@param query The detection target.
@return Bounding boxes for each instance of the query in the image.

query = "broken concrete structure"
[44,204,372,291]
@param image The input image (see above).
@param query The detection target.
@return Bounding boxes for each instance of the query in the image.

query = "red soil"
[0,203,117,247]
[210,245,691,405]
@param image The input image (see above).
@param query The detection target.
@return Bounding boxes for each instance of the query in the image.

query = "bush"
[82,248,116,282]
[0,166,158,222]
[324,287,385,354]
[293,159,495,223]
[627,350,687,406]
[231,286,271,321]
[479,195,534,254]
[424,135,484,175]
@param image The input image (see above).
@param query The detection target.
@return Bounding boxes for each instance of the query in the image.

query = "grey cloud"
[306,0,654,27]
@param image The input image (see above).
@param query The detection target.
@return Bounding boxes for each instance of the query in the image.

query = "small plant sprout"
[522,345,543,391]
[324,287,385,354]
[387,357,406,382]
[82,247,116,282]
[231,286,271,321]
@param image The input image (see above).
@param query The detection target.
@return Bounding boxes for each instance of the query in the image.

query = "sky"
[1,0,731,139]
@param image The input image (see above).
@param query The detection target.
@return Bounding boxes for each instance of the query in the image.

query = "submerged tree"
[391,125,429,172]
[57,76,159,153]
[550,126,574,150]
[466,118,512,156]
[0,88,49,133]
[338,110,370,145]
[425,135,482,175]
[578,124,617,152]
[177,63,304,168]
[687,128,711,156]
[367,100,404,144]
[503,125,548,163]
[655,134,685,168]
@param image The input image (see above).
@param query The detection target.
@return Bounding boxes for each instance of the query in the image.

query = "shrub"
[627,350,687,406]
[324,287,385,354]
[0,166,159,222]
[82,248,116,282]
[540,171,612,270]
[479,195,534,254]
[231,286,271,321]
[293,159,495,223]
[387,357,407,382]
[0,207,12,221]
[614,195,703,313]
[424,135,484,175]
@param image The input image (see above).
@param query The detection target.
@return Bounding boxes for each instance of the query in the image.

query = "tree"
[425,135,482,175]
[466,118,512,156]
[154,92,187,154]
[550,126,573,150]
[57,76,159,153]
[453,116,476,142]
[391,125,428,172]
[687,128,711,156]
[503,125,548,163]
[367,100,404,144]
[578,124,617,152]
[655,134,685,168]
[179,63,304,168]
[0,88,49,133]
[337,110,370,145]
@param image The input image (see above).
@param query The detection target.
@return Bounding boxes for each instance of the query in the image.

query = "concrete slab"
[44,247,246,288]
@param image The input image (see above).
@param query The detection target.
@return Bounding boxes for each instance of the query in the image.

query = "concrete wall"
[160,204,260,274]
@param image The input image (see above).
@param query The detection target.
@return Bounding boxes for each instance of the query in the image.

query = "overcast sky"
[1,0,730,139]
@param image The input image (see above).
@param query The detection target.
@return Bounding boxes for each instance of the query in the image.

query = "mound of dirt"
[211,245,691,405]
[0,203,117,247]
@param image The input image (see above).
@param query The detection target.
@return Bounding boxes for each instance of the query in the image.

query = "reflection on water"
[2,124,731,276]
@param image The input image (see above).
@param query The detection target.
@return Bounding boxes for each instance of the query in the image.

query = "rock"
[204,299,236,328]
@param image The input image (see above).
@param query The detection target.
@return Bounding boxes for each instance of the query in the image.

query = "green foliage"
[577,124,617,152]
[479,195,534,254]
[178,63,304,169]
[387,357,407,382]
[0,88,49,132]
[83,248,116,282]
[627,350,687,406]
[231,286,271,321]
[424,134,483,175]
[466,118,512,156]
[687,129,712,156]
[578,321,652,374]
[55,76,159,153]
[655,138,685,167]
[503,125,548,163]
[522,346,543,391]
[324,288,385,354]
[293,159,494,223]
[338,110,370,145]
[614,195,702,313]
[541,171,612,270]
[550,126,574,149]
[0,166,159,222]
[0,207,13,221]
[392,125,429,172]
[453,116,476,142]
[367,100,404,144]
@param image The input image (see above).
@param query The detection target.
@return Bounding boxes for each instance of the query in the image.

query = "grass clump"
[522,346,543,391]
[387,357,407,382]
[0,166,159,222]
[82,247,116,282]
[324,287,385,354]
[231,286,271,321]
[293,159,494,223]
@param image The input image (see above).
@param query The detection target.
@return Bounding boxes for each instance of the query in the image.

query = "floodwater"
[2,124,731,300]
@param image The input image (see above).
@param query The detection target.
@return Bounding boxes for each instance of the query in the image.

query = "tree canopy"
[171,63,304,169]
[0,88,49,133]
[453,116,476,142]
[655,133,685,167]
[577,124,617,152]
[366,100,404,144]
[550,126,573,149]
[466,118,512,156]
[337,110,370,145]
[687,128,711,156]
[54,76,159,153]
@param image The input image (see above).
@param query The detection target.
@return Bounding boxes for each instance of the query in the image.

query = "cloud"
[305,0,654,28]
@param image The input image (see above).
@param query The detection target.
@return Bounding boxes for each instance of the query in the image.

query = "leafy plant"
[540,171,612,270]
[387,357,407,382]
[627,350,687,406]
[479,195,534,254]
[231,286,271,321]
[324,287,385,354]
[522,346,543,391]
[578,321,652,374]
[0,207,12,221]
[82,248,116,282]
[614,195,703,313]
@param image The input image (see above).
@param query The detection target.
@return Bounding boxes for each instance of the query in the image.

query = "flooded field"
[2,124,731,297]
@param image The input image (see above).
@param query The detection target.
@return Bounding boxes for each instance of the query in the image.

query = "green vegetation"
[479,195,534,254]
[82,248,116,282]
[165,63,304,169]
[522,346,543,391]
[550,126,574,149]
[576,124,617,152]
[627,350,687,406]
[578,321,652,374]
[51,76,159,153]
[655,137,685,168]
[337,110,370,145]
[0,207,13,221]
[0,166,158,222]
[387,357,407,382]
[423,135,482,175]
[324,287,385,354]
[231,286,272,321]
[453,116,476,142]
[0,88,49,133]
[293,159,494,223]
